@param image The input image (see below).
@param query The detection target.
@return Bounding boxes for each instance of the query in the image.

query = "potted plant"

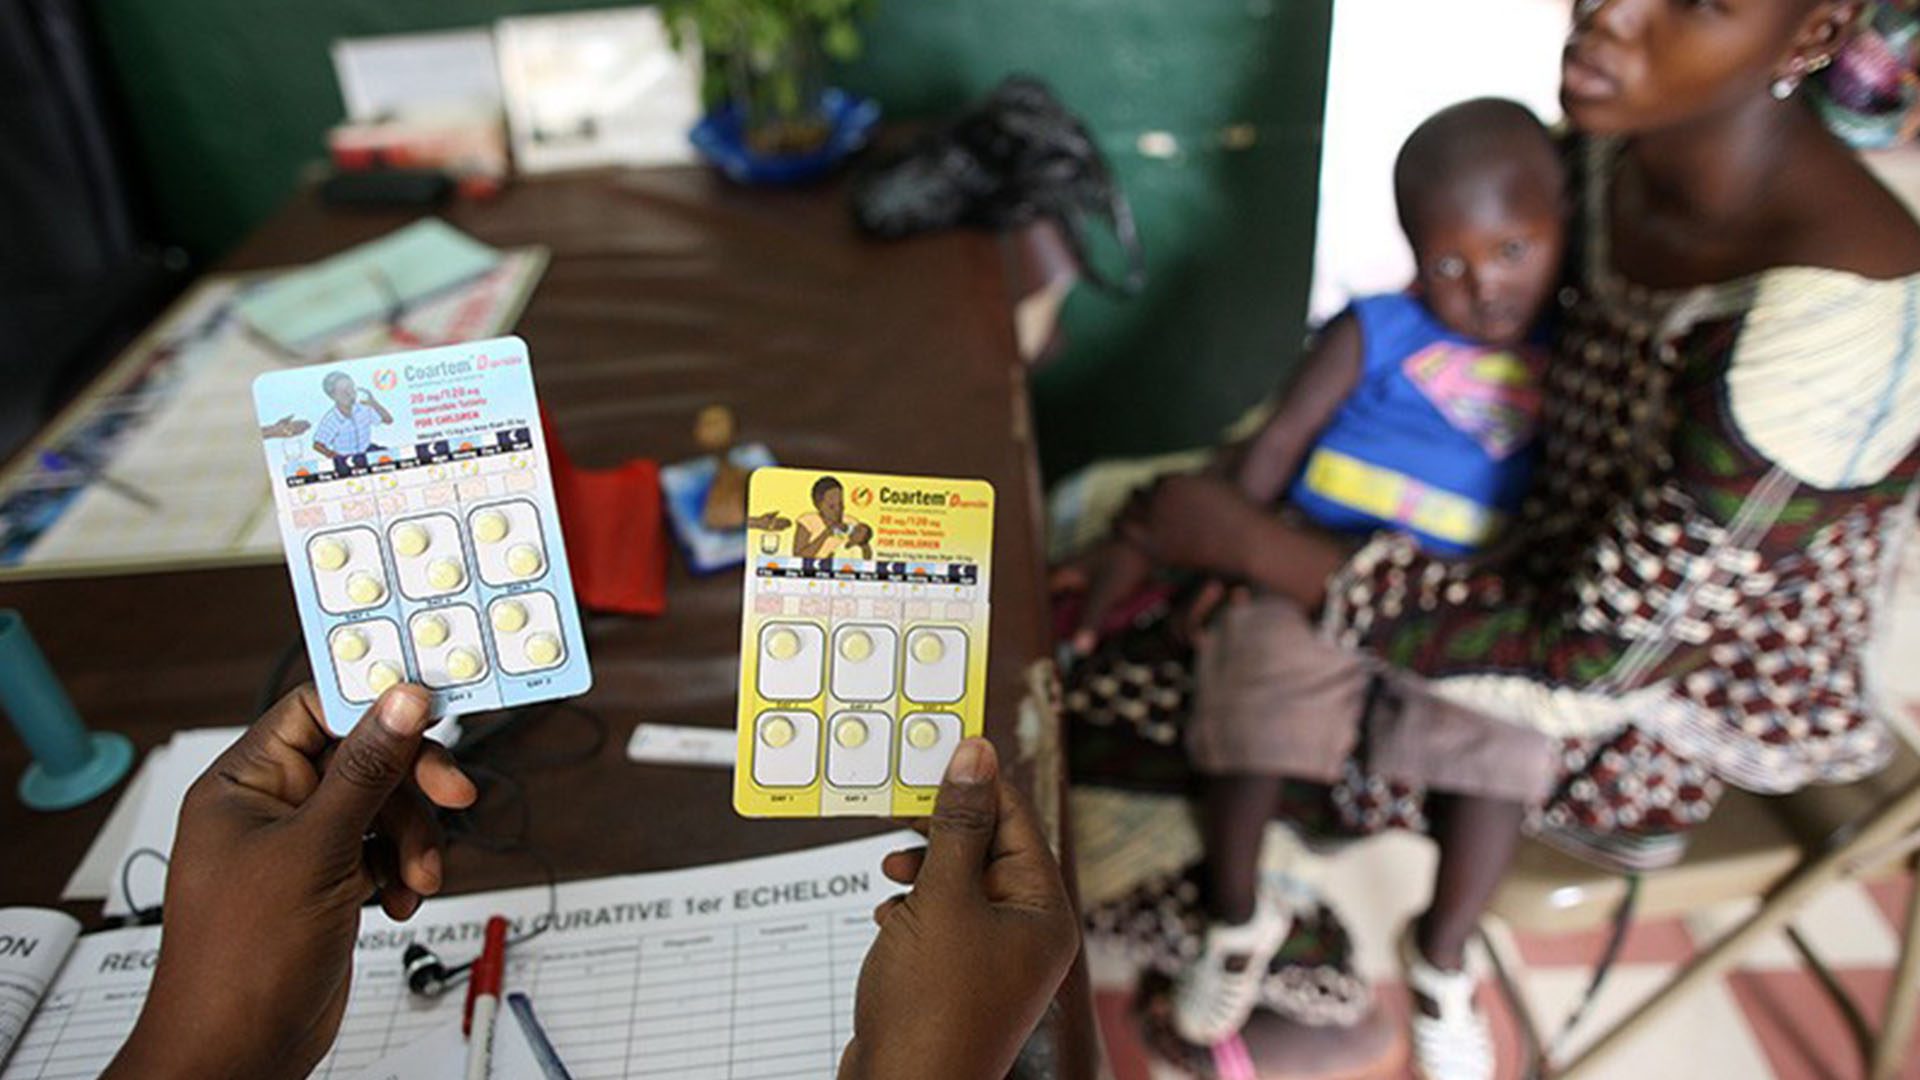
[665,0,876,159]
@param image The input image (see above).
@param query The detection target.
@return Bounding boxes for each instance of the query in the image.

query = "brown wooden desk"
[0,168,1093,1076]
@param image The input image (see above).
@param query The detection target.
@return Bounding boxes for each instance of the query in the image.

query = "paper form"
[0,249,546,583]
[345,1009,550,1080]
[3,832,907,1079]
[233,220,501,352]
[347,1022,464,1080]
[0,909,81,1071]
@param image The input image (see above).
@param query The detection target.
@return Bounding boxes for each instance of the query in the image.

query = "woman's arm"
[1227,312,1366,503]
[1121,473,1346,609]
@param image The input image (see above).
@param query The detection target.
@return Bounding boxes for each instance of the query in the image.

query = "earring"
[1772,56,1809,100]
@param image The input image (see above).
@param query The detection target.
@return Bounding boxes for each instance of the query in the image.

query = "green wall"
[91,0,638,258]
[842,1,1331,480]
[91,0,1332,481]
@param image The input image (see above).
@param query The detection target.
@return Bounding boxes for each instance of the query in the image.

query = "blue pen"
[506,992,573,1079]
[37,450,161,511]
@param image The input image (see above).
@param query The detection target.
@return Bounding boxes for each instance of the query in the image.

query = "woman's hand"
[840,739,1081,1080]
[106,685,476,1080]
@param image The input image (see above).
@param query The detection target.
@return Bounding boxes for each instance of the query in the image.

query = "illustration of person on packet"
[792,475,874,560]
[310,371,394,462]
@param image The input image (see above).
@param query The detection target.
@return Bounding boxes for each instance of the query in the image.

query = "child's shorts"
[1186,594,1557,805]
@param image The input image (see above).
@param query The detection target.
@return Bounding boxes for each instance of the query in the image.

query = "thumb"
[300,685,435,842]
[917,738,1000,900]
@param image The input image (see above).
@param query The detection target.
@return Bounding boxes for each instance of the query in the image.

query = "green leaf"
[671,0,878,104]
[822,20,861,61]
[773,68,801,115]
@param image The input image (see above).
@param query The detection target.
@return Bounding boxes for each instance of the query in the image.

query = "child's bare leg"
[1415,792,1526,974]
[1201,774,1286,923]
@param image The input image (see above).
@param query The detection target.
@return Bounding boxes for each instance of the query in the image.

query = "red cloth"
[543,409,668,616]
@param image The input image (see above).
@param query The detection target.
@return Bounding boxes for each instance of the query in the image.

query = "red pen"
[462,916,509,1036]
[464,916,509,1080]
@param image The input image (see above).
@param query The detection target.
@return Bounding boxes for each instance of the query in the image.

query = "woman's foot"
[1170,894,1291,1045]
[1399,926,1494,1080]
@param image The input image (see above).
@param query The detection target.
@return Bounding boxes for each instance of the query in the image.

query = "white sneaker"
[1400,927,1494,1080]
[1170,897,1291,1045]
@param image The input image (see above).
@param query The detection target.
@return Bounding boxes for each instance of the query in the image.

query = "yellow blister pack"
[734,467,994,817]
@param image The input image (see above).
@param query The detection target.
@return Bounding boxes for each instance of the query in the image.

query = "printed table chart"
[4,837,892,1080]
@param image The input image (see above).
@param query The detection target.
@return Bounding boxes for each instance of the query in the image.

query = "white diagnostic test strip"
[254,337,592,734]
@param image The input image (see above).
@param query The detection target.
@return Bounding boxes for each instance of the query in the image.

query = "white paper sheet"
[4,832,906,1079]
[333,30,505,121]
[0,909,81,1071]
[346,1010,545,1080]
[347,1021,463,1080]
[495,8,702,173]
[98,729,246,916]
[625,723,736,768]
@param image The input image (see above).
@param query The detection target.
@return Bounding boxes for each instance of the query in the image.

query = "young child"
[1191,96,1567,1058]
[311,371,393,461]
[1081,98,1568,1056]
[1073,97,1564,651]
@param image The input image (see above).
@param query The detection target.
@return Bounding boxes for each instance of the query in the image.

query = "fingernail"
[420,848,444,892]
[378,686,431,736]
[946,739,990,785]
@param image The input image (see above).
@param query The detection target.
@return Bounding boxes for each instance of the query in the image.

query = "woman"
[1071,0,1920,1075]
[100,685,1080,1079]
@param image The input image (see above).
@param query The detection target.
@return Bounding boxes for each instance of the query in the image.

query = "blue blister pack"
[253,336,592,734]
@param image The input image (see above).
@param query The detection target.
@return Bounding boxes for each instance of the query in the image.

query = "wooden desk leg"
[1015,657,1100,1080]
